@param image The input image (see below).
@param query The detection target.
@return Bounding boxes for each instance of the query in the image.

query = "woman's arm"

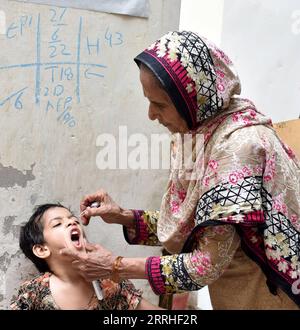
[118,225,240,294]
[123,210,161,246]
[62,224,239,295]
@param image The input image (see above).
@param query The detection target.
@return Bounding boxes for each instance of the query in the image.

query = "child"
[11,203,159,310]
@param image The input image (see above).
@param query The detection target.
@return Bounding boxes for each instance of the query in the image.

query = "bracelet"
[111,256,124,283]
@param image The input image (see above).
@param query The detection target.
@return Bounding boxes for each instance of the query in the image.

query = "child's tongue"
[64,230,83,251]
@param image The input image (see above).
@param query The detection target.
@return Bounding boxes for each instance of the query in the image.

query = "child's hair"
[20,203,69,273]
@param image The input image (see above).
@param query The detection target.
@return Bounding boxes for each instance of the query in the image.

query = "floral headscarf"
[134,31,241,130]
[135,31,300,306]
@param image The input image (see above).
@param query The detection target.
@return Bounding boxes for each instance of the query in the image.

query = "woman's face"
[140,67,189,134]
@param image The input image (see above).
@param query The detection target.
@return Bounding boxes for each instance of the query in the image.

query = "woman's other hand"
[60,242,115,281]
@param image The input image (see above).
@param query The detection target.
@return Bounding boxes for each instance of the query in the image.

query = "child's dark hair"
[20,203,68,273]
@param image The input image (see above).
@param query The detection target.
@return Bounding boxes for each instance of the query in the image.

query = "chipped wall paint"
[0,163,35,188]
[2,216,21,239]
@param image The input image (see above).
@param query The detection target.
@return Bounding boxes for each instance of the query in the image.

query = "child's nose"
[66,218,77,227]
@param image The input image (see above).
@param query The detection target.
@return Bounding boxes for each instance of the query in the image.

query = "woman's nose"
[148,105,158,121]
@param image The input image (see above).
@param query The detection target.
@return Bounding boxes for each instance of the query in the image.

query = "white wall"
[221,0,300,123]
[180,0,224,45]
[181,0,300,123]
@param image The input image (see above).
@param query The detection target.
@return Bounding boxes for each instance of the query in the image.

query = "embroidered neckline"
[44,272,98,310]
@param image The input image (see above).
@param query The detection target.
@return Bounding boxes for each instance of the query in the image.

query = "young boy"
[11,203,159,310]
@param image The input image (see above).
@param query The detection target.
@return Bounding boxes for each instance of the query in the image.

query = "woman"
[62,31,300,309]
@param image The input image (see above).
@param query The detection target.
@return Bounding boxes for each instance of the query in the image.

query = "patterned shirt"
[124,210,239,295]
[10,272,142,310]
[123,211,299,309]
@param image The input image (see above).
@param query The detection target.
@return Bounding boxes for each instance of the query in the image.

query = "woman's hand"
[60,243,115,282]
[80,190,134,226]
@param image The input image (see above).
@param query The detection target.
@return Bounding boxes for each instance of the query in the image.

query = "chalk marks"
[0,87,28,110]
[0,7,124,128]
[84,68,104,79]
[5,14,32,39]
[45,7,75,126]
[104,27,123,47]
[76,16,82,103]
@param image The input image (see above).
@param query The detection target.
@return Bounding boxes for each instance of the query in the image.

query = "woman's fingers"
[80,190,123,225]
[60,243,115,282]
[81,205,108,218]
[80,190,107,209]
[59,248,81,260]
[80,214,90,225]
[85,242,98,252]
[80,190,110,224]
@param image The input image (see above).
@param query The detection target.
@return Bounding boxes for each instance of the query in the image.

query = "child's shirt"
[10,272,142,310]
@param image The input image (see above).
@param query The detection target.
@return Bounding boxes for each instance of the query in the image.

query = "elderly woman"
[62,31,300,309]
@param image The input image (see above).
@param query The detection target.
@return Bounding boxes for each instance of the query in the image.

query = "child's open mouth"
[70,227,82,249]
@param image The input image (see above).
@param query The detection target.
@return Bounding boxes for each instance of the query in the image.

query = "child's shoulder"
[10,272,51,310]
[20,272,51,289]
[22,272,51,286]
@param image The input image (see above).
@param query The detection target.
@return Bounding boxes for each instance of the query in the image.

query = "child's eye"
[53,223,61,228]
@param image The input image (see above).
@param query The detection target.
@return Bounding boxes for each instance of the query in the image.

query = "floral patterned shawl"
[134,31,300,305]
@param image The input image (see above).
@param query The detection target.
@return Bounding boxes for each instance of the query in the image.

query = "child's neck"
[48,262,95,310]
[49,261,87,284]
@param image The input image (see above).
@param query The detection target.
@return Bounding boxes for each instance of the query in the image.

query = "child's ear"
[32,244,51,259]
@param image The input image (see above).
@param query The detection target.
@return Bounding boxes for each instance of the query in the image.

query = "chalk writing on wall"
[0,7,124,128]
